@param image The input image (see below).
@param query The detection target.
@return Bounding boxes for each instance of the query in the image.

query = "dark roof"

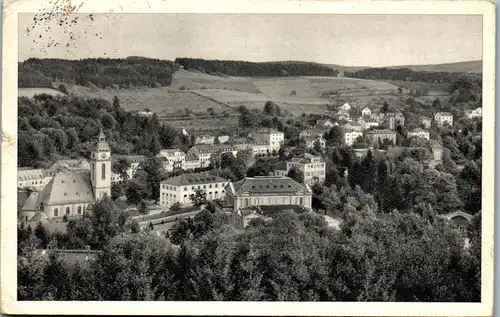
[161,172,227,186]
[241,205,308,216]
[111,155,148,164]
[39,171,95,206]
[228,176,310,196]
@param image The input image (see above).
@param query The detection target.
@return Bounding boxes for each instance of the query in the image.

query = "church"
[20,131,112,222]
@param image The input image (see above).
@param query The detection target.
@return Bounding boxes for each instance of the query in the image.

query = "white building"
[252,128,284,152]
[466,108,482,119]
[343,121,363,132]
[435,112,453,127]
[286,154,326,185]
[339,102,351,111]
[421,117,432,129]
[159,172,229,207]
[157,149,186,172]
[344,131,364,146]
[250,141,271,157]
[361,107,372,117]
[314,119,335,130]
[304,136,326,150]
[407,128,430,140]
[111,155,148,184]
[187,144,239,168]
[362,119,380,131]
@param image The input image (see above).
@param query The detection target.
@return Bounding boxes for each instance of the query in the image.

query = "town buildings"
[20,131,112,222]
[286,154,326,185]
[344,130,364,146]
[111,155,148,183]
[251,128,284,152]
[386,112,405,129]
[314,119,335,130]
[339,102,351,111]
[421,117,432,129]
[159,172,228,207]
[365,129,397,146]
[157,149,186,172]
[465,107,482,120]
[435,112,454,127]
[219,176,312,213]
[407,128,430,140]
[361,107,372,117]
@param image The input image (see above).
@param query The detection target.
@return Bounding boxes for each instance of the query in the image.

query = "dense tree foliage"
[175,58,339,77]
[18,205,480,301]
[19,57,175,88]
[344,67,481,84]
[17,94,190,168]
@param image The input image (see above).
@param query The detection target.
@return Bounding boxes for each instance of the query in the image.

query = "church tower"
[91,130,112,200]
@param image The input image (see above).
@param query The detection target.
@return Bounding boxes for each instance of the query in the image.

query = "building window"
[78,206,82,214]
[101,163,106,180]
[66,207,70,215]
[54,208,59,217]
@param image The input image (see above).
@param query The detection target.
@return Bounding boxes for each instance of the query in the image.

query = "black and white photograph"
[1,0,495,315]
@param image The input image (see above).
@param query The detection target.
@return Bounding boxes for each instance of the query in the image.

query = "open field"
[18,88,67,98]
[61,83,235,116]
[170,69,262,93]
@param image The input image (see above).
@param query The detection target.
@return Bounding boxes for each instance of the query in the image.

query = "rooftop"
[228,176,310,196]
[365,129,396,135]
[161,172,227,186]
[39,171,95,206]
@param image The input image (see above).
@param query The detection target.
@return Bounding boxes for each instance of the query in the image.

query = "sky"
[18,14,482,67]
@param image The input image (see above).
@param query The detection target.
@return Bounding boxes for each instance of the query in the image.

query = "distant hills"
[18,57,481,90]
[323,60,482,74]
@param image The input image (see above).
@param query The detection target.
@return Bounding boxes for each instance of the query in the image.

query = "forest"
[18,193,481,301]
[18,57,175,89]
[344,67,482,84]
[174,58,340,77]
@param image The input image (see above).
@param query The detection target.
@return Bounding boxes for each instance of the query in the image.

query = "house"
[251,128,284,152]
[187,144,239,168]
[343,121,363,132]
[361,107,372,117]
[314,119,335,130]
[407,128,430,140]
[20,131,112,222]
[194,135,230,145]
[110,155,149,184]
[435,112,453,127]
[339,102,351,111]
[157,149,186,172]
[344,130,364,146]
[385,112,405,129]
[250,141,271,157]
[159,172,229,207]
[466,108,482,119]
[137,110,154,117]
[221,176,312,213]
[18,168,55,191]
[421,117,432,129]
[299,128,329,139]
[303,135,326,150]
[365,129,397,146]
[359,118,380,131]
[286,154,326,185]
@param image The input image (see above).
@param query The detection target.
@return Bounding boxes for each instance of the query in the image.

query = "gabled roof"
[228,176,311,196]
[39,171,95,206]
[22,192,41,211]
[161,172,227,186]
[435,112,453,117]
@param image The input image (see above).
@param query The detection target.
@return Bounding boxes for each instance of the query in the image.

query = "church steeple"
[90,130,111,200]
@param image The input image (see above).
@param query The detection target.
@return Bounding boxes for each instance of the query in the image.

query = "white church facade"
[20,131,112,222]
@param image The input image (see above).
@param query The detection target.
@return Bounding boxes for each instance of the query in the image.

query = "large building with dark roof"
[222,176,312,212]
[159,172,229,207]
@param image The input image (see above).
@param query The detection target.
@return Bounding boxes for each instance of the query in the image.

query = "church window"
[54,208,58,217]
[101,163,106,180]
[66,207,70,215]
[78,206,82,214]
[64,192,67,196]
